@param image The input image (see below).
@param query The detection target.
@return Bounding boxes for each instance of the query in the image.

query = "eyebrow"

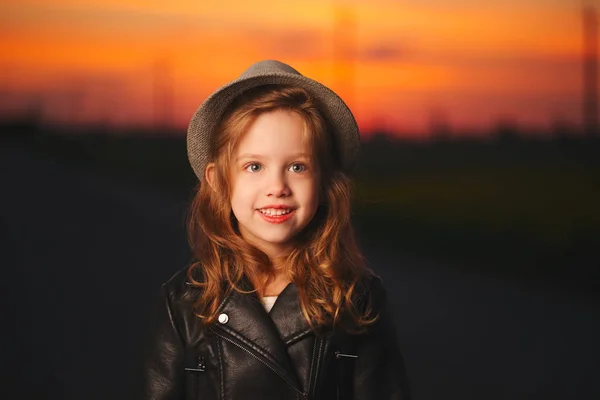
[235,153,312,162]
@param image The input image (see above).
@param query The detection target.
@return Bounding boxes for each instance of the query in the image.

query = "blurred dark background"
[2,0,599,399]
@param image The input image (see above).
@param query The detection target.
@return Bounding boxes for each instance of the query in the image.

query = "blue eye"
[245,163,262,173]
[288,163,307,173]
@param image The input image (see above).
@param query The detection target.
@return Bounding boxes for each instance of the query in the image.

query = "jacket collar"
[269,281,313,343]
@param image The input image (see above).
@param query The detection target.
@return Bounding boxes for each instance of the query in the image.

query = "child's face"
[229,110,319,258]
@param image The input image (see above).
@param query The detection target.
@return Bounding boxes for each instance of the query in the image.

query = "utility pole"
[153,57,174,133]
[583,3,598,136]
[333,3,357,113]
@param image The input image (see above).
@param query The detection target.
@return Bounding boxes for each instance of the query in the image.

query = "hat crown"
[240,60,302,79]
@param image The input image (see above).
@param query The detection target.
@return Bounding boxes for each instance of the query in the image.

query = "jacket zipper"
[309,337,324,396]
[210,328,307,397]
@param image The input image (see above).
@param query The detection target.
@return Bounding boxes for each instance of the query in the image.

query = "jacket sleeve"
[138,283,186,400]
[352,277,411,400]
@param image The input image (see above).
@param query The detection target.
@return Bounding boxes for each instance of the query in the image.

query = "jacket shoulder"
[355,269,388,310]
[162,265,205,304]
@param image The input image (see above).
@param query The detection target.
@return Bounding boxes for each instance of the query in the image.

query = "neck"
[245,258,292,297]
[260,243,293,260]
[256,271,292,297]
[237,234,294,295]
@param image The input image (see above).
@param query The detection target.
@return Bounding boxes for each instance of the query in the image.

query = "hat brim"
[187,71,359,181]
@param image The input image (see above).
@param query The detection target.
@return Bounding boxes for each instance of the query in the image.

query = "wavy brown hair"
[186,84,376,331]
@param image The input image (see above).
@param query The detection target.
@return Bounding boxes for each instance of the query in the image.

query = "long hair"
[186,84,376,331]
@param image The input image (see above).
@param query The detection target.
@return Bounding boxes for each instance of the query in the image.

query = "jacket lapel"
[210,278,303,391]
[268,283,312,344]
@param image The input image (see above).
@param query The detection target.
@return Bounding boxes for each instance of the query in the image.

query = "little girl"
[140,60,410,399]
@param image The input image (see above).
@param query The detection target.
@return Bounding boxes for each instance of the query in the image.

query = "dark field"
[19,130,600,291]
[2,129,599,399]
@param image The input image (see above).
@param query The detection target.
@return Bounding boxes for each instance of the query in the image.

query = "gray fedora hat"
[187,60,360,180]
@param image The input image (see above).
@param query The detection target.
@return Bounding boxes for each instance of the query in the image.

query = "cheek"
[230,178,256,210]
[230,190,245,211]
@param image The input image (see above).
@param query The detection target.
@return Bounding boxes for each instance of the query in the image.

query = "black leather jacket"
[139,267,410,399]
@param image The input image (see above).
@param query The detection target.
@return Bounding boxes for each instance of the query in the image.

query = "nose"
[266,170,291,197]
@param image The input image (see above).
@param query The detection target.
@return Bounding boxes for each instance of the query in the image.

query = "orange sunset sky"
[0,0,588,136]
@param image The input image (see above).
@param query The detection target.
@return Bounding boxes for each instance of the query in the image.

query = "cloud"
[359,44,405,61]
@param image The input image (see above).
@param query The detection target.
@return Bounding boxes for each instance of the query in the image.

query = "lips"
[257,206,295,224]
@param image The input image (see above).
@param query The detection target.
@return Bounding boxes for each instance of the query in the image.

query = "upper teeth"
[260,208,291,216]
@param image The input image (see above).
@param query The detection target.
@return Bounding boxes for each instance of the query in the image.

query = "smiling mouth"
[257,207,295,224]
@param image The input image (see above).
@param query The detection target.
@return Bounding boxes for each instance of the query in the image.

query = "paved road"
[2,143,599,399]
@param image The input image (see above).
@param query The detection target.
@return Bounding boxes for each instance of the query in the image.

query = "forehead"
[234,110,312,156]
